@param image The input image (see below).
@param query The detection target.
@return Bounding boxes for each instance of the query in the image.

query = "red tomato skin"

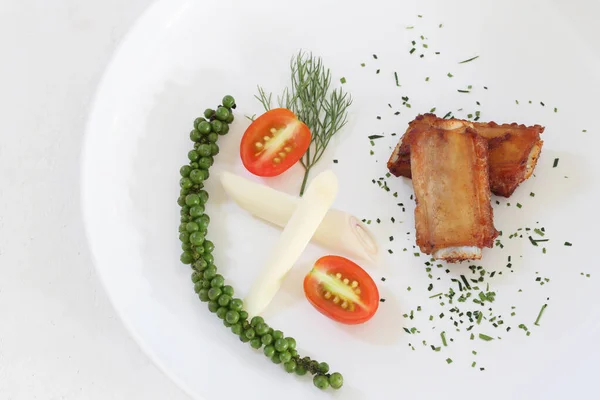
[240,108,311,177]
[303,256,379,325]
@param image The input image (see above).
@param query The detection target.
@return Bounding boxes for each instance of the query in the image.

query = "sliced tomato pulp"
[240,108,311,177]
[304,256,379,325]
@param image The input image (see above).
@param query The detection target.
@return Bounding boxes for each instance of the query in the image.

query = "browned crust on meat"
[408,125,498,261]
[387,114,545,197]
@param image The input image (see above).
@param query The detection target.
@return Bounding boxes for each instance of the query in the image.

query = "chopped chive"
[472,350,477,355]
[447,72,454,78]
[477,312,483,324]
[389,236,394,242]
[554,107,558,113]
[425,76,430,81]
[417,14,423,18]
[368,134,384,140]
[553,158,559,168]
[406,26,414,29]
[530,192,535,197]
[373,54,378,59]
[472,361,477,368]
[423,44,428,48]
[446,358,453,364]
[583,129,587,132]
[564,242,572,246]
[381,277,386,282]
[540,101,545,106]
[394,71,400,86]
[516,203,522,208]
[457,89,470,93]
[410,48,416,54]
[407,286,412,291]
[429,293,443,298]
[340,77,347,84]
[376,69,380,74]
[479,333,494,341]
[441,331,448,346]
[430,107,436,113]
[534,228,544,236]
[459,55,479,64]
[516,100,519,105]
[333,159,338,164]
[414,252,420,257]
[361,63,366,67]
[388,249,393,254]
[380,298,386,302]
[439,23,443,28]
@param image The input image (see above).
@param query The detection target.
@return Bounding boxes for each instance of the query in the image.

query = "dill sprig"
[255,51,352,195]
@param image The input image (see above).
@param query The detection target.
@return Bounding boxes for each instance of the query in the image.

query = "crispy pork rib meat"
[387,114,544,197]
[406,124,499,262]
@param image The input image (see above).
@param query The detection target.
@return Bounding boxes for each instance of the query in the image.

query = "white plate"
[82,0,600,399]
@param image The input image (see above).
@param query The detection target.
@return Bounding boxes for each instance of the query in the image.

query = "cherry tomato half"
[240,108,311,177]
[303,256,379,325]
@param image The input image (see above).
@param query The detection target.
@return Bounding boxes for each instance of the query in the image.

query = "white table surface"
[0,1,189,398]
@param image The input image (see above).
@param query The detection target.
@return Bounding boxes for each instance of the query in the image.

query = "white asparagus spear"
[220,171,379,263]
[243,170,338,317]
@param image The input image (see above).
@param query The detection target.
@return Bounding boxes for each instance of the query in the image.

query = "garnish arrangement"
[178,96,344,390]
[173,17,584,392]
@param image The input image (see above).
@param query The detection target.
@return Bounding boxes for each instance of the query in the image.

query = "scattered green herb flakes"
[540,101,545,106]
[446,358,453,364]
[372,54,378,59]
[361,63,366,67]
[368,134,384,140]
[515,100,519,105]
[410,48,416,54]
[425,76,430,82]
[333,159,338,164]
[394,72,400,86]
[564,242,572,246]
[340,77,347,84]
[380,298,386,302]
[441,331,448,346]
[439,23,443,28]
[430,107,436,113]
[553,158,559,168]
[516,203,522,209]
[376,69,380,74]
[459,55,479,64]
[407,286,412,291]
[447,72,454,78]
[406,26,414,29]
[471,361,477,368]
[530,192,535,197]
[458,89,470,93]
[554,107,558,113]
[583,129,587,132]
[479,334,494,341]
[534,304,548,326]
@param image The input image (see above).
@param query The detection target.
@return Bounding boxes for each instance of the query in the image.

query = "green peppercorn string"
[178,95,343,390]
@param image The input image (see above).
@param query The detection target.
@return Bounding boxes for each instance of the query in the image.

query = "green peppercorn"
[284,360,297,373]
[313,375,330,390]
[329,372,343,389]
